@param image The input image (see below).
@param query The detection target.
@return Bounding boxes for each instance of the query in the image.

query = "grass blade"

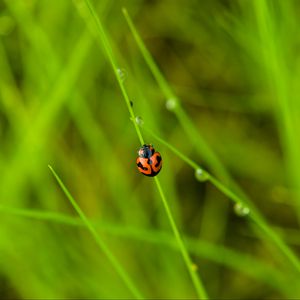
[140,123,300,274]
[78,1,209,298]
[48,165,143,299]
[154,178,208,299]
[0,204,293,296]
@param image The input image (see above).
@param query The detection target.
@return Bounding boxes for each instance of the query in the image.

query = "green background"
[1,0,300,298]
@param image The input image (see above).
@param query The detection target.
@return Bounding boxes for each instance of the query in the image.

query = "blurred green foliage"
[1,0,300,298]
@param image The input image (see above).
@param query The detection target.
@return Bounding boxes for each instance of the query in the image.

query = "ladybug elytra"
[136,144,162,177]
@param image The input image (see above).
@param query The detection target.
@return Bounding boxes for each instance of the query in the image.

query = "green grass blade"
[121,8,173,100]
[141,125,300,273]
[78,1,209,298]
[0,204,294,296]
[48,165,143,299]
[122,8,300,276]
[154,178,208,299]
[253,0,300,217]
[122,7,300,274]
[83,0,144,146]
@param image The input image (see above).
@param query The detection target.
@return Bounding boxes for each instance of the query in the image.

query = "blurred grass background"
[1,0,300,298]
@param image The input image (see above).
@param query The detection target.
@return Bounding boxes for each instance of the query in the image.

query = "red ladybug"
[136,144,162,177]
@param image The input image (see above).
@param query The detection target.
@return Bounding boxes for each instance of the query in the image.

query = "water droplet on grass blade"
[166,98,178,111]
[117,68,127,82]
[234,203,250,217]
[195,168,209,182]
[135,116,144,126]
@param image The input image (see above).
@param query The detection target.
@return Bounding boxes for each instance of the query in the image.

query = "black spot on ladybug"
[155,155,162,167]
[137,161,148,171]
[143,172,157,177]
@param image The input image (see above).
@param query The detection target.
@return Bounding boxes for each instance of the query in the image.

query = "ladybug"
[136,144,162,177]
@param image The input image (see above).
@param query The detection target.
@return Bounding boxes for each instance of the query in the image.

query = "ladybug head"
[138,144,155,158]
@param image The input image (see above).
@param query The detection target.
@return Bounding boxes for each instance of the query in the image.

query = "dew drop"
[135,116,144,126]
[117,68,127,82]
[234,203,250,217]
[195,168,209,182]
[166,98,178,111]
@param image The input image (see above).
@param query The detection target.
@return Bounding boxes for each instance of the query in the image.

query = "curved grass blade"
[78,1,209,298]
[122,9,300,274]
[48,165,143,299]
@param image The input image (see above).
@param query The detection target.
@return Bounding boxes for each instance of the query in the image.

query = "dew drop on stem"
[234,202,250,217]
[166,98,178,111]
[116,68,127,82]
[195,168,209,182]
[135,116,144,126]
